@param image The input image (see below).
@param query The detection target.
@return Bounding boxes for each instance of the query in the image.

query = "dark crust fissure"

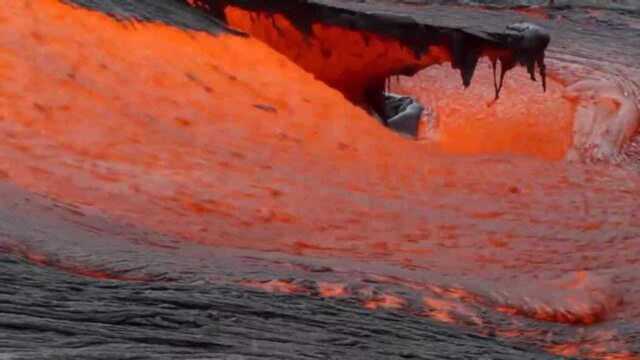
[193,0,550,103]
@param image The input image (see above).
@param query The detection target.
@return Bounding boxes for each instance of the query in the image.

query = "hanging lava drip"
[185,0,550,132]
[488,23,549,100]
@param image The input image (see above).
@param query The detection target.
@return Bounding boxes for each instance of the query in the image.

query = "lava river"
[1,0,639,359]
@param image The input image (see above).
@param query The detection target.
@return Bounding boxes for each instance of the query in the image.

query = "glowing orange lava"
[2,1,640,359]
[363,293,407,310]
[392,63,575,159]
[241,279,307,294]
[223,6,452,104]
[215,3,574,160]
[317,282,348,298]
[0,243,146,281]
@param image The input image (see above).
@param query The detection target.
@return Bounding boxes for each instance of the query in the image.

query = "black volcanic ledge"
[199,0,550,98]
[65,0,243,35]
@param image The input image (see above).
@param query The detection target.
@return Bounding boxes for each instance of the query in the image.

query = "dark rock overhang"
[188,0,550,102]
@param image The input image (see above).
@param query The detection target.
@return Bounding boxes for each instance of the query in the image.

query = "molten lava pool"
[1,0,640,359]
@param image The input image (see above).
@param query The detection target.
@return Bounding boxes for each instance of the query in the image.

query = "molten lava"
[392,62,574,159]
[2,0,640,359]
[223,6,452,108]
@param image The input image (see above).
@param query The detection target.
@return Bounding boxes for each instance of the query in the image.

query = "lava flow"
[2,0,640,359]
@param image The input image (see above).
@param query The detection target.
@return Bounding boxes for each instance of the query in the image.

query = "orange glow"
[490,271,622,326]
[3,1,640,359]
[223,6,452,103]
[513,6,551,20]
[363,293,406,310]
[1,0,414,255]
[423,297,457,323]
[215,4,574,160]
[318,282,348,298]
[496,304,606,325]
[2,243,146,281]
[392,63,575,159]
[423,297,482,325]
[548,341,640,360]
[241,279,307,294]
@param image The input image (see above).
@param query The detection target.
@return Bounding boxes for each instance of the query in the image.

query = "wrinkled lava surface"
[1,0,640,359]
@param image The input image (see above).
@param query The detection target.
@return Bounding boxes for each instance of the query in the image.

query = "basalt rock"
[187,0,551,113]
